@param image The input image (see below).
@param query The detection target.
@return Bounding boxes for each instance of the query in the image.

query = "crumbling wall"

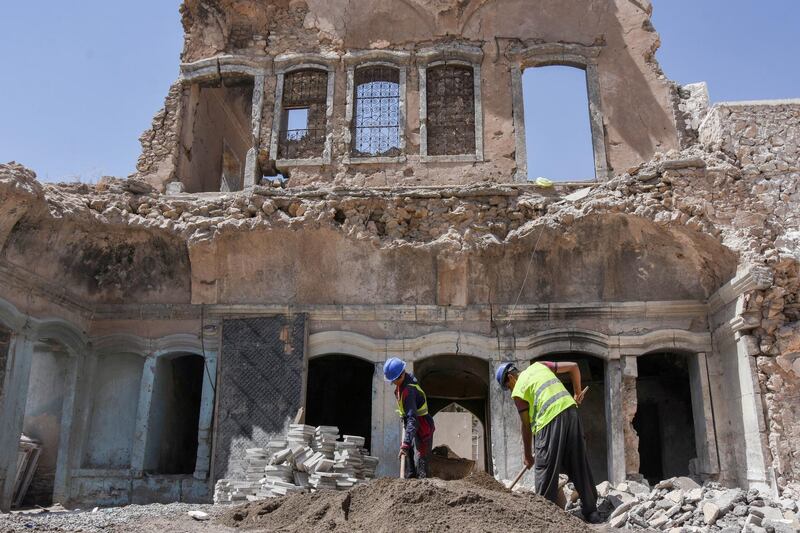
[622,374,639,478]
[700,100,800,179]
[155,0,683,188]
[135,83,183,191]
[696,101,800,496]
[179,0,317,61]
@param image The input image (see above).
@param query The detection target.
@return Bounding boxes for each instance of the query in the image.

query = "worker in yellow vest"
[496,361,601,524]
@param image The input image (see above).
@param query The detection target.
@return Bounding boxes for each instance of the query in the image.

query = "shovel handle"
[400,426,407,479]
[507,465,530,490]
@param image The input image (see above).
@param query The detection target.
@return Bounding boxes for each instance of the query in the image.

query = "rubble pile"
[213,425,378,504]
[578,477,800,532]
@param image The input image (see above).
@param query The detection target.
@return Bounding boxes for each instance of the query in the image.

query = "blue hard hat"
[384,357,407,382]
[495,362,516,389]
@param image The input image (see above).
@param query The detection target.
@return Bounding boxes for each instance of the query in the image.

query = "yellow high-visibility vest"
[512,362,576,434]
[395,382,429,417]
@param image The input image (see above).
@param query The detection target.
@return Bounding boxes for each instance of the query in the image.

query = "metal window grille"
[352,66,402,158]
[278,69,329,160]
[426,64,476,156]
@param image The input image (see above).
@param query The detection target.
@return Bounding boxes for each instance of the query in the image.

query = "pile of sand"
[218,472,592,532]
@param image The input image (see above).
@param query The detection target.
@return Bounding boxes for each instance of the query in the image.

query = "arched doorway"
[145,353,205,475]
[634,352,697,483]
[306,354,374,451]
[531,354,608,482]
[413,355,491,472]
[432,403,486,471]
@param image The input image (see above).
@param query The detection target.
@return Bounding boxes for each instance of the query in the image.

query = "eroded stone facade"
[1,0,799,511]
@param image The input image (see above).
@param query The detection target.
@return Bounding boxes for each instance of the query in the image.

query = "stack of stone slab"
[214,425,380,504]
[570,476,800,532]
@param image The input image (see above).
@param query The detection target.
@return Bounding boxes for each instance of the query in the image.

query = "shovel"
[507,465,530,490]
[399,427,406,479]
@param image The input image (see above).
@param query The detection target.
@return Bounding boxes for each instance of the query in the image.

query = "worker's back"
[511,362,576,434]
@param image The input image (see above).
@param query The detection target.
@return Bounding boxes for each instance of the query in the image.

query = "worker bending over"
[384,357,435,478]
[496,361,601,524]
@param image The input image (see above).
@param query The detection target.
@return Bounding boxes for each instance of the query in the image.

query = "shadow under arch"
[306,353,375,452]
[530,352,608,482]
[633,350,698,484]
[413,354,492,472]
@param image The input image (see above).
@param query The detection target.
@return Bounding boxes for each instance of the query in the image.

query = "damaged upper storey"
[136,0,684,193]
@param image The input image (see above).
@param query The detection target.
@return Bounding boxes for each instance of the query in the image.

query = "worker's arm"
[514,397,534,469]
[400,389,418,451]
[549,361,586,404]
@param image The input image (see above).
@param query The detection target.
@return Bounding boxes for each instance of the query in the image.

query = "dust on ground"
[217,472,593,532]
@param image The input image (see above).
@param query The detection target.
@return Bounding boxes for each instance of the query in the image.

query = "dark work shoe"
[585,511,604,524]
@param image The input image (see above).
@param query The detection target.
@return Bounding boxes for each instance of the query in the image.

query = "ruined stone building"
[0,0,798,511]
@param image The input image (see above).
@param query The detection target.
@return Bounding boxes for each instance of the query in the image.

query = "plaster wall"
[82,353,144,469]
[21,347,70,505]
[192,215,735,307]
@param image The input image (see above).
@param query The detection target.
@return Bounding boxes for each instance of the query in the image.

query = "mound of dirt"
[217,475,591,533]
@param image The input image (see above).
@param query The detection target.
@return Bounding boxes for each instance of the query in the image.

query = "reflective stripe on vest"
[511,362,576,434]
[396,383,429,418]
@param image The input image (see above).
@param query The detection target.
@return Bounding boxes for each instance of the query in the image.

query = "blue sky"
[0,1,798,183]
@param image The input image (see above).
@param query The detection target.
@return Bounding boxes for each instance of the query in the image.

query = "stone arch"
[521,328,610,360]
[308,331,385,363]
[620,330,712,357]
[92,334,150,358]
[413,353,493,471]
[0,298,27,332]
[35,319,87,358]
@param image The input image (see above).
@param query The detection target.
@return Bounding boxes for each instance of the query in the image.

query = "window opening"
[523,66,595,181]
[178,78,254,193]
[279,69,328,160]
[352,66,401,157]
[426,64,476,156]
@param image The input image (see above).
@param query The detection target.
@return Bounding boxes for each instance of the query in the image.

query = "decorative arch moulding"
[307,328,713,365]
[180,55,272,83]
[508,42,604,69]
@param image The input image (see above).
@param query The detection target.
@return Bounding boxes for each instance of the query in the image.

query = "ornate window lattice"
[352,66,402,158]
[278,69,329,160]
[426,64,476,156]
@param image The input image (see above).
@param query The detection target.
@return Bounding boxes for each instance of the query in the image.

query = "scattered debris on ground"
[572,476,800,532]
[217,472,592,532]
[0,502,225,533]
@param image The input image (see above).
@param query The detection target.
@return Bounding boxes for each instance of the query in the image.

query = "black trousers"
[404,435,433,479]
[534,406,598,516]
